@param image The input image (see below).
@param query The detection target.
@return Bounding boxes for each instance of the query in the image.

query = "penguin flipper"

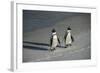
[64,32,68,42]
[50,37,53,46]
[71,36,74,42]
[57,38,60,44]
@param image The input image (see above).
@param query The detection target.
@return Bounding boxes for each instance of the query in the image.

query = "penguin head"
[52,29,56,35]
[52,29,56,32]
[67,26,71,33]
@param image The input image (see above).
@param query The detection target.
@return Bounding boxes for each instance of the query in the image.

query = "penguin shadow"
[23,41,49,46]
[23,45,48,51]
[23,41,49,51]
[23,41,65,51]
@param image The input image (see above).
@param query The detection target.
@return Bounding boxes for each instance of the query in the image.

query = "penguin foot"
[48,49,52,51]
[64,46,67,48]
[64,45,68,48]
[53,48,56,50]
[69,44,72,46]
[51,48,56,51]
[49,49,55,52]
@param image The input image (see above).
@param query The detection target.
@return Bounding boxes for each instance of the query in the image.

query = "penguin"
[49,29,60,51]
[64,26,74,48]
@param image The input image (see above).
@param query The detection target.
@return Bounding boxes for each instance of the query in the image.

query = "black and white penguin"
[49,29,60,51]
[64,26,74,48]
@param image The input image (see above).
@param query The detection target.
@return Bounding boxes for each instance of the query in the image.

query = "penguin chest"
[52,35,58,47]
[66,33,72,44]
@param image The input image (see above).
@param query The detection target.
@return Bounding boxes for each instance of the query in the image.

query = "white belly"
[52,35,58,48]
[65,33,72,44]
